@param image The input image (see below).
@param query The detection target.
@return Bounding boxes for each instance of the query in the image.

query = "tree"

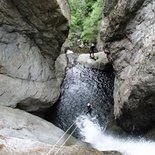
[81,0,103,42]
[68,0,103,44]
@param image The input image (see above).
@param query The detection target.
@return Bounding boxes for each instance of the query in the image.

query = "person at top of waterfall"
[86,102,93,116]
[89,43,95,59]
[89,43,98,60]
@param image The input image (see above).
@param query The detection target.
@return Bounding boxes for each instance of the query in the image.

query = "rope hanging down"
[54,126,78,155]
[45,52,102,155]
[46,110,85,155]
[89,54,102,102]
[46,121,76,155]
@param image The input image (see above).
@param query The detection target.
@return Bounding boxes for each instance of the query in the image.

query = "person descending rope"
[86,102,93,115]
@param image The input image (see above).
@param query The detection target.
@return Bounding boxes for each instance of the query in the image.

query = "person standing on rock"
[86,102,93,116]
[89,43,95,59]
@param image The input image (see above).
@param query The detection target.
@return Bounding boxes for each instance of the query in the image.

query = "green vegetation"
[68,0,103,44]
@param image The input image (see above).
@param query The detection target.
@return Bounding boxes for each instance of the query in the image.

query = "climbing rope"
[54,52,101,155]
[89,52,102,102]
[45,110,85,155]
[46,121,76,155]
[53,126,78,155]
[45,51,102,155]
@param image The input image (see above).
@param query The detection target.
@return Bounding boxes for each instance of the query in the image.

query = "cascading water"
[48,63,114,138]
[76,115,155,155]
[48,59,155,154]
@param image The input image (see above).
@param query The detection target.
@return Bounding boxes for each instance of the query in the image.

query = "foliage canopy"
[68,0,103,44]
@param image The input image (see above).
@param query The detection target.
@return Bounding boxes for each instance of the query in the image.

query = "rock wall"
[0,136,123,155]
[0,106,80,146]
[0,0,69,111]
[100,0,155,134]
[0,106,120,155]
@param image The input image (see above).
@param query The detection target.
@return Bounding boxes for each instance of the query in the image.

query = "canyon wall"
[100,0,155,134]
[0,0,70,112]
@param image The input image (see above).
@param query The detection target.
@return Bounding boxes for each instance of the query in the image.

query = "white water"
[76,115,155,155]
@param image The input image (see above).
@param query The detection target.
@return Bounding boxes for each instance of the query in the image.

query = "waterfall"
[49,64,114,137]
[48,58,155,154]
[76,115,155,155]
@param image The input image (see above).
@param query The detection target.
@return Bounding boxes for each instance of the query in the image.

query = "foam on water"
[76,115,155,155]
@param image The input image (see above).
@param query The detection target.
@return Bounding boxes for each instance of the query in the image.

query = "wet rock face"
[0,0,69,111]
[100,0,155,134]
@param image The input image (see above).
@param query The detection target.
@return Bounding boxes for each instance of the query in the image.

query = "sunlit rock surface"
[0,107,123,155]
[0,106,81,146]
[0,0,69,111]
[0,137,123,155]
[100,0,155,134]
[77,52,109,70]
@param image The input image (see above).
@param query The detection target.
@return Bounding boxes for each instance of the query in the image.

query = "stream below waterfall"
[76,115,155,155]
